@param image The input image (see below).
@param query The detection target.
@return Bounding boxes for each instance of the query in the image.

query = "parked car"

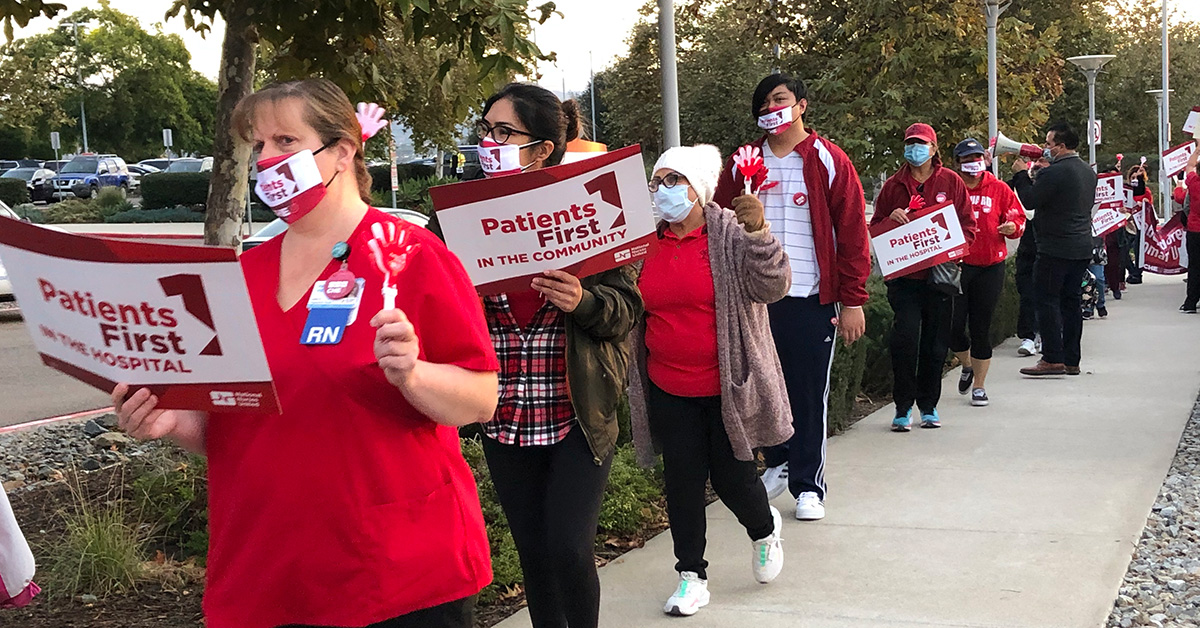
[241,207,429,252]
[1,167,56,202]
[15,159,40,168]
[42,160,69,174]
[0,161,17,175]
[163,157,213,173]
[0,201,17,300]
[125,163,160,191]
[52,155,131,200]
[139,158,171,171]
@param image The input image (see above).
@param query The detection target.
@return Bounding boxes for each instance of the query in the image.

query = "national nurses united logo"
[793,192,808,207]
[936,192,948,203]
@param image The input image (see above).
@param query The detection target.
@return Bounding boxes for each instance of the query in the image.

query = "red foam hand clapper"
[365,221,420,311]
[356,103,388,142]
[734,144,768,194]
[908,194,926,211]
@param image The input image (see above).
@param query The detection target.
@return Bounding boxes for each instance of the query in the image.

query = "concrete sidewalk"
[497,273,1200,628]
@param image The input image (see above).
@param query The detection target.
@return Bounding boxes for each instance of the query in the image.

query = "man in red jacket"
[713,73,871,522]
[869,123,975,432]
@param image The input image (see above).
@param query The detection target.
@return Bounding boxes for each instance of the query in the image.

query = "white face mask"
[757,106,794,135]
[960,160,986,175]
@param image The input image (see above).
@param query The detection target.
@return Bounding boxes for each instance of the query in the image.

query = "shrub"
[460,437,523,604]
[26,198,117,224]
[133,454,209,565]
[0,177,30,206]
[95,186,127,210]
[367,162,436,193]
[396,175,458,214]
[106,205,205,223]
[39,486,147,598]
[141,172,211,209]
[596,446,663,537]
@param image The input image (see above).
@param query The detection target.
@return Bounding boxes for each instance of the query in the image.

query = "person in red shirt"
[112,79,500,628]
[948,139,1025,408]
[870,123,975,431]
[471,84,643,628]
[1181,141,1200,313]
[629,144,792,616]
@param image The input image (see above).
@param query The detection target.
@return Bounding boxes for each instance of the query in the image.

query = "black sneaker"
[970,388,989,407]
[1182,305,1198,314]
[1082,310,1094,320]
[958,368,974,395]
[1098,306,1108,318]
[1113,290,1122,300]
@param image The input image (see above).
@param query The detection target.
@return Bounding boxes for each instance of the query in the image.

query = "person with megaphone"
[870,123,975,432]
[1008,153,1050,357]
[1017,123,1097,378]
[949,138,1026,407]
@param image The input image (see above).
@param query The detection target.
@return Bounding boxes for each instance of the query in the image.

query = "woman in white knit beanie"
[629,144,795,616]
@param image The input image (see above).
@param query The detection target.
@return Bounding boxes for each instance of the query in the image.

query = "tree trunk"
[204,7,258,247]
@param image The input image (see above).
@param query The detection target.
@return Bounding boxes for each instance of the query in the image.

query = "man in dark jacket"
[1009,156,1048,357]
[1018,122,1097,377]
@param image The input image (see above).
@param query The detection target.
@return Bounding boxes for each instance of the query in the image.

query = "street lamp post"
[62,21,89,154]
[1067,55,1116,171]
[657,0,681,150]
[984,0,1010,175]
[1148,88,1175,220]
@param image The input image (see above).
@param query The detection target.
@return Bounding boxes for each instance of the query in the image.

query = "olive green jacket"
[565,265,644,463]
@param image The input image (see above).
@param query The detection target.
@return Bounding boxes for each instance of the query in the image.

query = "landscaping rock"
[92,432,134,450]
[82,419,108,438]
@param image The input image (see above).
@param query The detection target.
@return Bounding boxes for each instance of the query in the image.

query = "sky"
[7,0,1200,97]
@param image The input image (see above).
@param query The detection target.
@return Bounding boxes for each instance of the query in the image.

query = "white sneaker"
[760,463,789,500]
[795,491,826,521]
[1017,338,1036,356]
[664,571,710,616]
[752,506,784,584]
[1034,334,1043,354]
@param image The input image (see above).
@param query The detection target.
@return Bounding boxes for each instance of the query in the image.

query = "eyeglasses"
[476,119,536,145]
[648,172,688,192]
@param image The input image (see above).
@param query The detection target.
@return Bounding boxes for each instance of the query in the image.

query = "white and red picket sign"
[1091,203,1128,238]
[1162,142,1196,179]
[869,201,970,280]
[0,217,279,415]
[1145,212,1188,276]
[430,144,658,295]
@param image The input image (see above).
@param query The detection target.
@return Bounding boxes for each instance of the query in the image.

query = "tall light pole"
[1161,0,1171,217]
[589,51,597,142]
[62,21,89,154]
[1067,55,1116,171]
[1148,88,1175,219]
[658,0,681,150]
[984,0,1010,175]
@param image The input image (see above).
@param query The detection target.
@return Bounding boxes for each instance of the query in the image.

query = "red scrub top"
[204,207,499,628]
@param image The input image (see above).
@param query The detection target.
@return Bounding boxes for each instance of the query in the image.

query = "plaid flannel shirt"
[482,294,576,446]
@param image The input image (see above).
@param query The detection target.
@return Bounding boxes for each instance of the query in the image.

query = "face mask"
[478,137,542,177]
[255,143,338,224]
[904,144,932,167]
[757,105,794,135]
[653,184,695,223]
[1043,147,1054,160]
[960,160,986,175]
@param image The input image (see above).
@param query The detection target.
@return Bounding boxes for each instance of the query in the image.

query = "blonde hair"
[233,78,371,202]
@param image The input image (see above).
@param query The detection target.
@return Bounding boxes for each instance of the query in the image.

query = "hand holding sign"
[733,144,767,195]
[365,222,420,312]
[356,103,388,142]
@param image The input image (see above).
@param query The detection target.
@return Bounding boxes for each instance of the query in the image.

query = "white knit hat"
[653,144,722,206]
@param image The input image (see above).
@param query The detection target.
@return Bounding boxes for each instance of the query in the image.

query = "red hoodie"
[961,171,1026,267]
[870,157,976,280]
[714,131,872,307]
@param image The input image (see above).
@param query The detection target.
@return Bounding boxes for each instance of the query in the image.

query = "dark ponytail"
[562,99,582,142]
[482,83,568,166]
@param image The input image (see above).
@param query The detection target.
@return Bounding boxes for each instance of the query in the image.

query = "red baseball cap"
[905,123,937,145]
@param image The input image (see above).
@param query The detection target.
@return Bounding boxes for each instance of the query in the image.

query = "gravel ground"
[1108,394,1200,628]
[0,414,162,492]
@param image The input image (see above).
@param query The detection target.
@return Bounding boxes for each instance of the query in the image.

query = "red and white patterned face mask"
[478,137,543,177]
[254,141,338,224]
[757,105,794,135]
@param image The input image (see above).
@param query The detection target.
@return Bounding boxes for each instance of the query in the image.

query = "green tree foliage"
[0,2,218,160]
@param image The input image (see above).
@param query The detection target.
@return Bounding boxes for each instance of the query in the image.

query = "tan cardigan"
[629,202,795,467]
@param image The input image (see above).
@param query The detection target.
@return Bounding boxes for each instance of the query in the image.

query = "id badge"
[301,278,366,345]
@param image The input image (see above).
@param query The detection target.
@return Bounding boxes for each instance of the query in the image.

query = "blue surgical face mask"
[653,184,695,224]
[904,144,932,167]
[1043,148,1053,160]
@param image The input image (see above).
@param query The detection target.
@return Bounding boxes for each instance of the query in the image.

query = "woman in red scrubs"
[111,79,500,628]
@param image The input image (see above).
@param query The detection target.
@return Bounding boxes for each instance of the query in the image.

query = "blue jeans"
[1089,263,1107,309]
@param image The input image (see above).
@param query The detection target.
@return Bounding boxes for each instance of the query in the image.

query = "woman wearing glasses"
[628,145,792,616]
[472,83,643,628]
